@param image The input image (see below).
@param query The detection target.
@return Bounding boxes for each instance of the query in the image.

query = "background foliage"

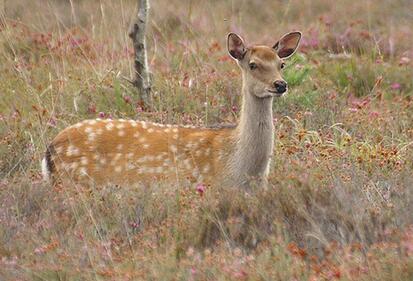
[1,0,413,280]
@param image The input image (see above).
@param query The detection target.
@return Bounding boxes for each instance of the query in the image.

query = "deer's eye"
[249,62,257,70]
[280,62,286,69]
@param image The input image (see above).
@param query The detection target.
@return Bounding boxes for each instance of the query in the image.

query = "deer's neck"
[227,81,275,188]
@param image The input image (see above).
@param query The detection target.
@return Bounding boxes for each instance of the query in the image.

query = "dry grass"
[1,0,413,280]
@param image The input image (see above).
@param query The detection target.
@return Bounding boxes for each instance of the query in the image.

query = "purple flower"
[47,117,57,127]
[196,183,206,196]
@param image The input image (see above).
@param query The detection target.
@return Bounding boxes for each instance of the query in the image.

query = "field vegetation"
[1,0,413,280]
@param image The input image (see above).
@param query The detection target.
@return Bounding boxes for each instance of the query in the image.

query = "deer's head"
[227,31,301,98]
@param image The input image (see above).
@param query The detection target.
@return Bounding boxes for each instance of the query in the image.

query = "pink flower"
[47,117,57,127]
[123,95,132,104]
[369,111,379,118]
[232,269,248,279]
[196,183,206,196]
[390,83,401,90]
[136,105,144,113]
[129,222,140,229]
[98,112,106,118]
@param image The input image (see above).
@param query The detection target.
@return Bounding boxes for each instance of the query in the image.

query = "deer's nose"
[273,80,287,93]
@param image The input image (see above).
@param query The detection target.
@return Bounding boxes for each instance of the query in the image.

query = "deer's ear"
[227,33,246,60]
[273,31,301,59]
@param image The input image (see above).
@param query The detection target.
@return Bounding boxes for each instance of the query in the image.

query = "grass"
[1,0,413,280]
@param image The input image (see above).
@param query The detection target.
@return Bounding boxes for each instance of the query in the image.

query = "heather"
[1,0,413,280]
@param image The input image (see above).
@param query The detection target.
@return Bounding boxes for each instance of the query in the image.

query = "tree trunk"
[129,0,151,104]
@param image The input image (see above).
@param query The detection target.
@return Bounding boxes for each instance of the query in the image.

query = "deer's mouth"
[266,89,286,97]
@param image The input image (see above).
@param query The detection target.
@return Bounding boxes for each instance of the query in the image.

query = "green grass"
[1,0,413,280]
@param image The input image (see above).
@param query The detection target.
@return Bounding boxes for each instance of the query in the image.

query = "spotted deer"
[42,32,301,188]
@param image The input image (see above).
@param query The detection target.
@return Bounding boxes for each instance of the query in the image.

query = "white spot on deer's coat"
[138,137,146,143]
[147,128,154,133]
[87,120,97,125]
[115,166,122,173]
[96,128,103,135]
[118,130,125,137]
[85,127,93,133]
[66,145,80,157]
[106,123,114,131]
[127,152,134,159]
[141,121,147,129]
[74,123,82,128]
[172,128,178,133]
[137,156,147,163]
[169,145,177,153]
[79,167,87,176]
[202,163,210,173]
[130,120,138,127]
[100,158,107,165]
[143,144,150,149]
[186,142,195,149]
[117,144,124,150]
[81,156,88,165]
[116,123,125,129]
[88,132,96,142]
[133,132,140,138]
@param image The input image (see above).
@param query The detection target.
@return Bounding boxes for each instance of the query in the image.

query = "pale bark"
[129,0,151,104]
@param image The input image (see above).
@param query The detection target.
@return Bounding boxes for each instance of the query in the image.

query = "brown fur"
[250,46,277,61]
[48,119,234,186]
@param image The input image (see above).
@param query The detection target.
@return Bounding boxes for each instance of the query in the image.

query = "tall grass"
[1,0,413,280]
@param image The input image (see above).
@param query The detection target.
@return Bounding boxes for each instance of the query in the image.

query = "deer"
[42,31,302,189]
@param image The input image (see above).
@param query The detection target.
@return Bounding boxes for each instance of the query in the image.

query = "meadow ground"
[1,0,413,280]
